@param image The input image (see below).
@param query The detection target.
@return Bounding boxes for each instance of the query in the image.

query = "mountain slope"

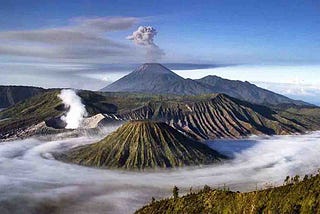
[55,121,225,170]
[2,88,320,141]
[196,75,308,106]
[101,63,214,95]
[136,172,320,214]
[107,94,319,140]
[0,90,119,140]
[0,85,46,108]
[101,63,309,106]
[0,90,64,140]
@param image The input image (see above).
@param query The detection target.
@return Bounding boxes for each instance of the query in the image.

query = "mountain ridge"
[0,85,46,108]
[2,89,320,141]
[104,93,319,140]
[101,63,310,106]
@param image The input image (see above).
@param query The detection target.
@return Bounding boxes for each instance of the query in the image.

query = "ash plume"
[126,26,164,62]
[58,89,87,129]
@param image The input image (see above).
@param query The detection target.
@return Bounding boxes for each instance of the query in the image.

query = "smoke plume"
[127,26,164,62]
[58,89,87,129]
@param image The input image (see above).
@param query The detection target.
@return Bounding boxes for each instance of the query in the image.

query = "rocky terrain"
[1,88,320,142]
[106,94,320,140]
[55,121,226,170]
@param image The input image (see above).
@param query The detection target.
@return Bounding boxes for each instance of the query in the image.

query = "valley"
[0,63,319,213]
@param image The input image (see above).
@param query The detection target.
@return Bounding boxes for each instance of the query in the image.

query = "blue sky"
[1,0,320,64]
[0,0,319,104]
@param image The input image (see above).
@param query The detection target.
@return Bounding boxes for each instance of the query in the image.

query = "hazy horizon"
[1,62,319,105]
[1,1,319,105]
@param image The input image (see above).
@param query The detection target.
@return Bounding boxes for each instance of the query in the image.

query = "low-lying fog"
[1,128,320,214]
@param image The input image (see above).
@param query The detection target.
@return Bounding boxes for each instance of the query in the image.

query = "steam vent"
[55,120,226,170]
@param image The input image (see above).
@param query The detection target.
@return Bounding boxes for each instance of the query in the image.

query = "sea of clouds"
[0,130,320,214]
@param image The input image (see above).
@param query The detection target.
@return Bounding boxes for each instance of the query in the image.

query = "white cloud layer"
[0,131,320,213]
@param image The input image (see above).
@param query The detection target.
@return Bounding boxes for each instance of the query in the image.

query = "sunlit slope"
[116,94,320,140]
[0,90,63,139]
[0,90,119,140]
[56,121,225,169]
[136,172,320,214]
[1,89,320,141]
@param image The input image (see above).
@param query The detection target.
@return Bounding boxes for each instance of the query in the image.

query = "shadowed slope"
[101,63,214,95]
[56,121,225,170]
[196,75,309,106]
[0,85,46,108]
[111,94,317,140]
[101,63,310,106]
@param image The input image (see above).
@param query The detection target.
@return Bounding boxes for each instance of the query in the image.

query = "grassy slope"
[1,89,319,141]
[0,90,63,138]
[278,106,320,131]
[0,85,46,108]
[55,121,225,170]
[136,173,320,214]
[0,90,150,139]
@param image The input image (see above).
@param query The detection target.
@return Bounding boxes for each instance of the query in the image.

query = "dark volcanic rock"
[45,117,67,129]
[101,63,310,106]
[101,63,213,95]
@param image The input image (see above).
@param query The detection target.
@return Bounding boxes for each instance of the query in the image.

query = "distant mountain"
[0,86,46,108]
[195,75,308,106]
[55,121,225,170]
[101,63,214,95]
[101,63,310,106]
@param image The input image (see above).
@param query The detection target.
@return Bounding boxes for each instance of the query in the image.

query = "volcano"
[56,120,225,170]
[101,63,213,95]
[101,63,310,106]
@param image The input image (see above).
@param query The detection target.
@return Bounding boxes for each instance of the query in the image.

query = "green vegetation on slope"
[1,88,320,141]
[116,94,320,140]
[0,85,46,108]
[278,106,320,131]
[136,172,320,214]
[55,121,226,170]
[0,90,63,138]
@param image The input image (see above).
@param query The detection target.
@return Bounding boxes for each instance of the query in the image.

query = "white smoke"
[58,89,87,129]
[127,26,164,62]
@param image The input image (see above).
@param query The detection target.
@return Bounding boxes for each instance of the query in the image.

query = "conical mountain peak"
[133,63,175,74]
[55,120,225,170]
